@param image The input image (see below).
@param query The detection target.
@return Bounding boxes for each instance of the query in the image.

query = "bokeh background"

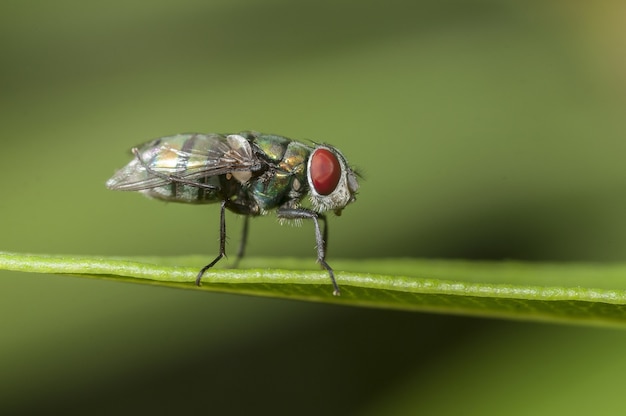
[2,0,626,414]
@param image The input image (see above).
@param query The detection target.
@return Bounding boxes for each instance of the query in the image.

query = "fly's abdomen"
[141,176,222,204]
[107,133,262,206]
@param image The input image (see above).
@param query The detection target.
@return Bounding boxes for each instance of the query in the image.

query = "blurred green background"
[2,0,626,414]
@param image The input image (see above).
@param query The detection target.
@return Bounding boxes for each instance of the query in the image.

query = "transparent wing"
[106,133,261,191]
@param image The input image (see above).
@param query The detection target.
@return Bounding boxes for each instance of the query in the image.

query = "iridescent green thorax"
[248,135,311,212]
[249,133,292,162]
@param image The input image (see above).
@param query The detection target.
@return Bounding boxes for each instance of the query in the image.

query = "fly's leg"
[277,208,340,296]
[231,215,249,269]
[132,148,218,190]
[196,200,227,286]
[321,214,328,254]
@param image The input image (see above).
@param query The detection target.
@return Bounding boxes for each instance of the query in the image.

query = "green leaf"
[2,251,626,327]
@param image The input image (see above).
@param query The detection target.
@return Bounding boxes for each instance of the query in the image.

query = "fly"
[106,131,359,296]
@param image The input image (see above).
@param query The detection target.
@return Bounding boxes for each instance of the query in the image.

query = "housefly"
[106,131,359,296]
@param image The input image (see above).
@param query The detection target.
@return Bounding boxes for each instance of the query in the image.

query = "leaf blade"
[2,251,626,327]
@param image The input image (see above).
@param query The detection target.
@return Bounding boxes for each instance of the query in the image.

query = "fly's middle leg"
[231,215,249,269]
[196,200,228,285]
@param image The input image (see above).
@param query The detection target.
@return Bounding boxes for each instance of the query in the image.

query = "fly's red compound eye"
[310,148,341,196]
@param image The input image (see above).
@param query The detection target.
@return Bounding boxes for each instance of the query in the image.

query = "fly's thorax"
[248,141,310,211]
[306,145,359,214]
[249,133,293,162]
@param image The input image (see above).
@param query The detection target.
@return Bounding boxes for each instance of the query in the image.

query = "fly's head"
[306,145,359,216]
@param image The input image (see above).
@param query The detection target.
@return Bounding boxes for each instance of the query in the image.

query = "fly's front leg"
[277,207,340,296]
[196,200,228,285]
[321,215,328,254]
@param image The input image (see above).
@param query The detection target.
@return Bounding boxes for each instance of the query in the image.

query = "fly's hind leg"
[196,200,228,285]
[277,207,340,296]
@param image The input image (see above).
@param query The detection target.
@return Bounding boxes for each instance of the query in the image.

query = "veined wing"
[106,133,261,191]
